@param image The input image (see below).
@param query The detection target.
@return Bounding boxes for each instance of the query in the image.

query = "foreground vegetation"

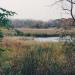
[0,37,75,75]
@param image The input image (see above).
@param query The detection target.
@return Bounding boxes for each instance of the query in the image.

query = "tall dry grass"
[0,36,75,75]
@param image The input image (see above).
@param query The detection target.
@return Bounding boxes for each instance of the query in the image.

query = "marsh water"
[34,37,60,42]
[34,36,72,42]
[8,36,72,42]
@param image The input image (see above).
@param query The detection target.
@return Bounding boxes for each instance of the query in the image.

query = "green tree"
[0,8,16,28]
[0,7,16,74]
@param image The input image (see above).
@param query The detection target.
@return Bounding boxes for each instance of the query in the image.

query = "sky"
[0,0,71,21]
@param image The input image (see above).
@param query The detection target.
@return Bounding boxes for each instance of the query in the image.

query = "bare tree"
[54,0,75,26]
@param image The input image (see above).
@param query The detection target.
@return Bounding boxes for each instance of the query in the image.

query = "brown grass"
[17,28,75,34]
[2,36,64,60]
[1,36,74,75]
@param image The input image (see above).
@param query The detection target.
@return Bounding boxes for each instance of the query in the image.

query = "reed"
[0,37,74,75]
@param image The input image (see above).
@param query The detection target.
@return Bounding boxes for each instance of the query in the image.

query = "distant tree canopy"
[0,8,16,28]
[11,18,75,28]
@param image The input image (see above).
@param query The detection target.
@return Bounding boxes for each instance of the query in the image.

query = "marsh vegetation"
[0,28,74,75]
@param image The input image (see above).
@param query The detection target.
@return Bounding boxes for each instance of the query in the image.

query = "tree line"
[11,18,75,28]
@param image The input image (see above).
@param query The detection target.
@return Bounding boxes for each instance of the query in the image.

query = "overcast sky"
[0,0,71,21]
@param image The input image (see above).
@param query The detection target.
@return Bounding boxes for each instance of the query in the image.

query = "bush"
[0,32,4,38]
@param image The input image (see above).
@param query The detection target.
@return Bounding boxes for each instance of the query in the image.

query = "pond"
[8,36,72,42]
[34,37,60,42]
[34,36,72,42]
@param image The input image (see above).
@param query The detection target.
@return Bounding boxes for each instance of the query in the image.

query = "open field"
[17,28,75,33]
[1,28,75,37]
[14,28,75,37]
